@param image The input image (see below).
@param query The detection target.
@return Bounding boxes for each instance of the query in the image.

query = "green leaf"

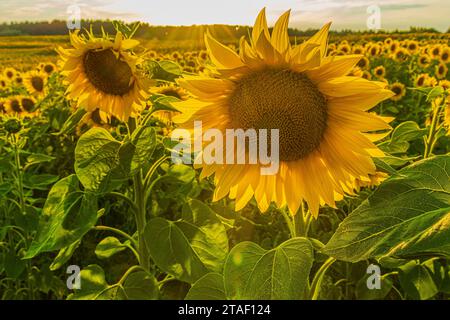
[95,237,127,260]
[185,273,226,300]
[426,86,445,102]
[75,127,156,193]
[24,175,98,259]
[144,217,208,283]
[323,155,450,262]
[379,121,426,154]
[122,271,159,300]
[163,163,196,184]
[223,237,314,300]
[26,153,55,166]
[127,125,157,174]
[178,200,229,272]
[23,174,59,190]
[152,95,180,113]
[399,262,438,300]
[145,200,228,283]
[68,265,123,300]
[0,182,12,197]
[50,240,81,271]
[54,107,86,136]
[148,60,182,82]
[75,128,126,193]
[4,251,26,279]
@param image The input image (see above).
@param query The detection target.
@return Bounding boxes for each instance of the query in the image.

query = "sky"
[1,0,449,32]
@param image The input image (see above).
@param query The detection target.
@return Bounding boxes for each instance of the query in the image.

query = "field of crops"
[1,10,450,301]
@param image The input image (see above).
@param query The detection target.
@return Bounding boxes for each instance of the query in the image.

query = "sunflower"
[0,98,6,113]
[352,45,365,55]
[0,77,8,90]
[338,43,351,54]
[393,48,409,62]
[24,70,47,96]
[57,30,150,121]
[418,54,430,68]
[4,96,23,114]
[173,9,394,216]
[362,70,372,80]
[389,41,399,54]
[440,47,450,63]
[19,96,37,114]
[367,44,381,57]
[3,68,16,80]
[435,63,448,79]
[357,56,370,70]
[390,82,406,101]
[373,66,386,78]
[407,40,419,54]
[430,45,442,59]
[384,38,393,46]
[439,80,450,91]
[155,84,189,100]
[171,51,182,60]
[14,75,23,86]
[198,50,209,61]
[415,73,429,87]
[42,62,57,75]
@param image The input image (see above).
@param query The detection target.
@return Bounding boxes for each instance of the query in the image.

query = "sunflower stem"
[309,257,337,300]
[424,100,443,158]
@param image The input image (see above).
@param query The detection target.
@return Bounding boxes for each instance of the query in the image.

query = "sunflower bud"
[4,118,22,134]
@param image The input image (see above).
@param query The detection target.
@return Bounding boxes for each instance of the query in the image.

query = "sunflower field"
[1,9,450,301]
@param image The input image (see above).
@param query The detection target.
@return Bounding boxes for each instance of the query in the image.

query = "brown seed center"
[83,49,133,96]
[228,68,328,161]
[31,76,44,92]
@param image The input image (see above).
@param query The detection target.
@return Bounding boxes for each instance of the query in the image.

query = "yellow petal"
[252,8,270,48]
[271,10,291,54]
[205,31,244,70]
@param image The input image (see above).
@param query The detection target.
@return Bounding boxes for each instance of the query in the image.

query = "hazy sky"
[1,0,449,31]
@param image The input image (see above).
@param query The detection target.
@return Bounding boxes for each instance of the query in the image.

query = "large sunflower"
[57,31,150,121]
[174,9,393,217]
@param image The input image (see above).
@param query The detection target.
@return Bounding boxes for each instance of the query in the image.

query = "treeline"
[0,20,445,40]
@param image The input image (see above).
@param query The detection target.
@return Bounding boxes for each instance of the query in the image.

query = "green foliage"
[324,155,450,262]
[24,175,98,259]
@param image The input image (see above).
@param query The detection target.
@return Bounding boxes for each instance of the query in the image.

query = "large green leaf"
[24,175,98,259]
[75,128,125,193]
[323,155,450,262]
[399,262,438,300]
[185,273,226,300]
[223,238,314,300]
[75,127,156,193]
[121,271,159,300]
[145,200,228,283]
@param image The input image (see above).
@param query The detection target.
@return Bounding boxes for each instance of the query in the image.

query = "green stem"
[133,173,150,271]
[309,257,337,300]
[12,134,25,214]
[424,101,443,158]
[281,209,296,238]
[93,226,136,246]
